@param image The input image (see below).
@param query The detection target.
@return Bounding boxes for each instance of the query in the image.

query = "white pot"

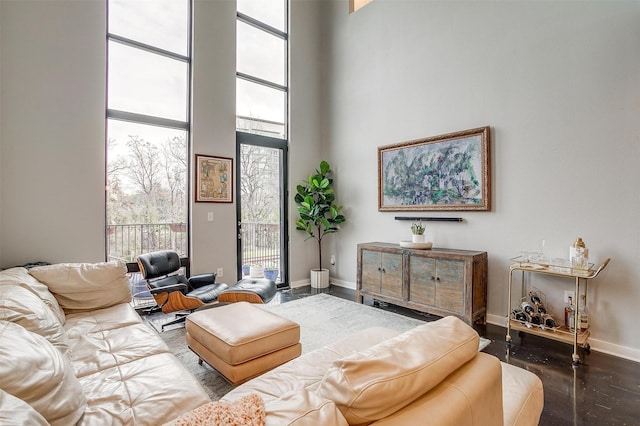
[412,234,426,243]
[310,269,329,289]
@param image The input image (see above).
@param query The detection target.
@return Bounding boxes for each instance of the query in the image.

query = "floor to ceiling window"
[236,0,289,285]
[106,0,191,262]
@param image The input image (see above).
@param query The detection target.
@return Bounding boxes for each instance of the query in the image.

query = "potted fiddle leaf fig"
[295,160,346,288]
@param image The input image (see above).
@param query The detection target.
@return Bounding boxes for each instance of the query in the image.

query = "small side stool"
[186,302,301,385]
[218,278,277,304]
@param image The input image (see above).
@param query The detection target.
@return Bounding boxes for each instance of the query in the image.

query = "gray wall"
[0,0,106,265]
[320,0,640,360]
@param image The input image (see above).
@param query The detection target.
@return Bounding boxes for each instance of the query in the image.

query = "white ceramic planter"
[310,269,329,289]
[412,234,426,243]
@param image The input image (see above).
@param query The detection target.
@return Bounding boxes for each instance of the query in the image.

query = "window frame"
[236,8,288,139]
[235,1,289,284]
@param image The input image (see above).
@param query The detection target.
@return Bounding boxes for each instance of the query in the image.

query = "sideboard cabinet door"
[409,256,436,306]
[361,250,382,294]
[434,259,465,315]
[380,253,403,299]
[360,249,403,301]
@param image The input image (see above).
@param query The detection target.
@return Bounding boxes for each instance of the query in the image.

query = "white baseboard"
[486,313,508,328]
[289,279,309,289]
[289,278,356,290]
[486,314,640,363]
[329,278,356,289]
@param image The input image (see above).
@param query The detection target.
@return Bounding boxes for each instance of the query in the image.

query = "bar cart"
[506,256,610,365]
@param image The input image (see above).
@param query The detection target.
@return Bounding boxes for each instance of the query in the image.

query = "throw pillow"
[167,393,266,426]
[0,285,70,358]
[317,316,480,425]
[29,261,131,313]
[0,320,86,426]
[0,267,66,324]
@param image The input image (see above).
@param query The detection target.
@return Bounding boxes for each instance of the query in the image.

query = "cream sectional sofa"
[220,316,544,426]
[0,263,209,425]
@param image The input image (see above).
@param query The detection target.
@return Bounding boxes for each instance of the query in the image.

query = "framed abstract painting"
[378,126,491,211]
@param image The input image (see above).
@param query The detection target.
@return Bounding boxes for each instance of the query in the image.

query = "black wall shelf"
[394,216,463,222]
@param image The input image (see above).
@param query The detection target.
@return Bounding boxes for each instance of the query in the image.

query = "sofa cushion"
[0,285,70,357]
[0,320,86,426]
[0,267,65,324]
[78,352,210,426]
[264,388,349,426]
[501,362,544,426]
[317,316,479,425]
[371,352,505,426]
[60,302,211,425]
[30,261,131,313]
[0,389,49,426]
[64,303,173,379]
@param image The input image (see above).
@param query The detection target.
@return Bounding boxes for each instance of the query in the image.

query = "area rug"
[157,293,491,400]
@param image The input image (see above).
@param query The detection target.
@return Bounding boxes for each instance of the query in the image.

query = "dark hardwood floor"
[275,285,640,426]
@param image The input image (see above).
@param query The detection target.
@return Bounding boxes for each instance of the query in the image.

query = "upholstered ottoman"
[185,302,301,385]
[218,278,277,304]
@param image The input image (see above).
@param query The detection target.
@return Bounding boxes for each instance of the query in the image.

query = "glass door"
[236,133,288,286]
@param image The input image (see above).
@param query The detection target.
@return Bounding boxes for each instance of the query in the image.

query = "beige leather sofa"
[221,316,544,426]
[0,263,209,425]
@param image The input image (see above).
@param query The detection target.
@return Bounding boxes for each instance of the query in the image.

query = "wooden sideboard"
[357,242,488,325]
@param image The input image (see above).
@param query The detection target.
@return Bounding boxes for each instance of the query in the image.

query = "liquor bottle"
[564,296,575,331]
[579,294,589,331]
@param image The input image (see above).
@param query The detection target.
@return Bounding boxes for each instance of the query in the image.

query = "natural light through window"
[236,0,288,139]
[106,0,191,262]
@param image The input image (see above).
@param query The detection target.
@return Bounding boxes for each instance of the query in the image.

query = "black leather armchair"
[137,250,228,330]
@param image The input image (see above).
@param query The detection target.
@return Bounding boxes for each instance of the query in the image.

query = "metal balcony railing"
[108,221,282,285]
[107,223,187,263]
[240,221,281,270]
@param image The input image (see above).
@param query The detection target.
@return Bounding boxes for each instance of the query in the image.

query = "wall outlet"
[330,255,336,265]
[564,290,575,304]
[217,267,223,277]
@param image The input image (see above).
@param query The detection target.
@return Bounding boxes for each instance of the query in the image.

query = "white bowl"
[399,241,433,250]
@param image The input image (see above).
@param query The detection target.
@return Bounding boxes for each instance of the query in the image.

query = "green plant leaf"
[319,160,330,175]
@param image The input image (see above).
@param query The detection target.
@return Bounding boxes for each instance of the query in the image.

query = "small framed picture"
[195,154,233,203]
